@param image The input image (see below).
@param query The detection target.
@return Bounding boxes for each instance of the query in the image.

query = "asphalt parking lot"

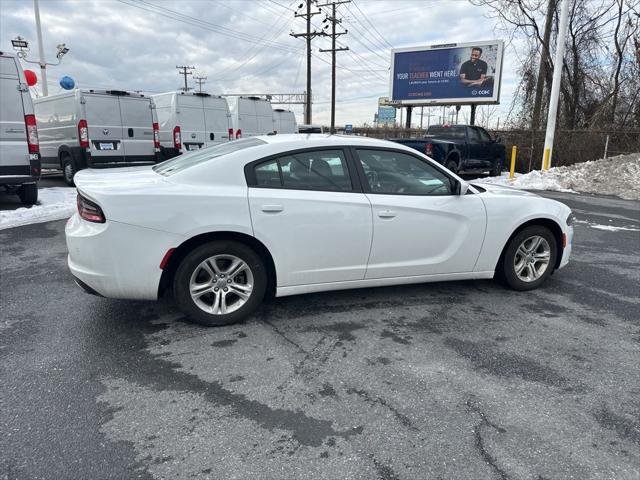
[1,181,639,479]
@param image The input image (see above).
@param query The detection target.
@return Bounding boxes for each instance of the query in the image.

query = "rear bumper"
[66,214,184,300]
[0,156,41,184]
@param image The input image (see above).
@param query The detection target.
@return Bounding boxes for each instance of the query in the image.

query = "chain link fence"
[348,127,640,173]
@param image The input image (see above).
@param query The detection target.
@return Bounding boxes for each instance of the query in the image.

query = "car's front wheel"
[489,158,502,177]
[173,241,267,326]
[500,225,557,290]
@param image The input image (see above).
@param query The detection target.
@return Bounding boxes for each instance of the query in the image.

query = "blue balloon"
[59,76,75,90]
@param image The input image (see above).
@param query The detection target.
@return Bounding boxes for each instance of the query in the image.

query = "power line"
[350,0,394,49]
[193,74,207,93]
[116,0,302,54]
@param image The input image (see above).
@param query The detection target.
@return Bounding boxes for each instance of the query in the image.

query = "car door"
[476,127,494,166]
[247,148,372,287]
[466,126,485,168]
[353,147,487,279]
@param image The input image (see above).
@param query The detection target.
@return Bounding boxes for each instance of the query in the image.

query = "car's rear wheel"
[18,183,38,205]
[173,241,267,326]
[500,225,557,291]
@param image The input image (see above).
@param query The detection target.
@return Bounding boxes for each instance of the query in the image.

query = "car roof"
[255,133,403,150]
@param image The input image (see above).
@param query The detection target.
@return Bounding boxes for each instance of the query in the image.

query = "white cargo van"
[34,89,159,185]
[272,108,297,134]
[229,96,274,139]
[0,51,41,205]
[152,91,232,160]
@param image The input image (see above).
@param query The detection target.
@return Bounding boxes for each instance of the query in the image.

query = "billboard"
[377,97,396,126]
[390,40,504,105]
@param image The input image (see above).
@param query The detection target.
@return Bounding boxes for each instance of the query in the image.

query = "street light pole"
[33,0,48,96]
[542,0,571,170]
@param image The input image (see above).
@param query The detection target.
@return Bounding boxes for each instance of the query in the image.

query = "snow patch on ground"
[480,153,640,200]
[0,187,77,231]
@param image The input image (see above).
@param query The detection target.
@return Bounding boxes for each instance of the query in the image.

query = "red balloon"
[24,69,37,86]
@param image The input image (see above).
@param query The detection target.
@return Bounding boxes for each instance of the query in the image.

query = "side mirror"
[494,136,502,143]
[455,180,470,195]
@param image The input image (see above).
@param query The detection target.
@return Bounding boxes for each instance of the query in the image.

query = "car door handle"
[378,210,396,218]
[261,205,284,213]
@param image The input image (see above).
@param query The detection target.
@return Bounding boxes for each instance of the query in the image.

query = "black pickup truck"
[390,125,506,176]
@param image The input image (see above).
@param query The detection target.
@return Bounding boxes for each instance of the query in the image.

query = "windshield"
[153,138,267,176]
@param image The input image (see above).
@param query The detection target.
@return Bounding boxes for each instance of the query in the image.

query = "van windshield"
[154,137,266,176]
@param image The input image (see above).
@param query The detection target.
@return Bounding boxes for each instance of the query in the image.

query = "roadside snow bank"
[0,187,77,230]
[480,153,640,200]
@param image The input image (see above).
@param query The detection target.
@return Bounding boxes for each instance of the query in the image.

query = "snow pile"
[0,187,77,230]
[480,153,640,200]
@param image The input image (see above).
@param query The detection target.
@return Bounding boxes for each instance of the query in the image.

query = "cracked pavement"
[1,190,639,479]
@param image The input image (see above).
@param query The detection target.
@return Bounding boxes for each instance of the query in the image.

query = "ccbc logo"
[471,90,491,96]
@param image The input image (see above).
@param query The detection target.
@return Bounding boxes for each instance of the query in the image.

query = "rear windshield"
[426,126,466,140]
[153,137,266,176]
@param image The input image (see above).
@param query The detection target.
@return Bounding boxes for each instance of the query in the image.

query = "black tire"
[18,183,38,205]
[62,156,76,186]
[489,158,502,177]
[445,159,458,173]
[499,225,557,291]
[173,241,267,327]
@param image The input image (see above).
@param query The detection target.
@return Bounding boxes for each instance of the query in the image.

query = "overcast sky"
[0,0,526,128]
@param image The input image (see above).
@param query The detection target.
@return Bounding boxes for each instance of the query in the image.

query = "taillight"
[425,143,433,156]
[78,119,89,148]
[77,193,106,223]
[235,129,242,139]
[228,128,233,141]
[152,122,160,150]
[25,115,39,154]
[173,126,182,150]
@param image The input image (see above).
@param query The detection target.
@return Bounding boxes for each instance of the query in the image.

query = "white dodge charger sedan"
[66,134,573,326]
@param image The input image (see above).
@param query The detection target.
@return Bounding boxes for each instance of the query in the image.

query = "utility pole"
[291,1,324,124]
[318,0,349,133]
[194,75,207,93]
[542,0,570,170]
[176,65,195,92]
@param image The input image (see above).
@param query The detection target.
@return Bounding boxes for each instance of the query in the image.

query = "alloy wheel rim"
[514,235,551,282]
[189,254,254,315]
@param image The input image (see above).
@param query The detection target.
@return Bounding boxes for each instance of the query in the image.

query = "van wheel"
[18,183,38,205]
[173,241,268,327]
[62,157,76,186]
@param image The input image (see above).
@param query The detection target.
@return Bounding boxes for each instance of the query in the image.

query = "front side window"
[357,149,454,195]
[477,128,492,143]
[467,127,482,143]
[252,149,352,192]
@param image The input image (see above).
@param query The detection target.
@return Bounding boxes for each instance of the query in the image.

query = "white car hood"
[473,182,540,197]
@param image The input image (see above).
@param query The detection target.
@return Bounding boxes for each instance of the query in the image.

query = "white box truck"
[272,108,297,134]
[0,51,41,205]
[229,96,274,139]
[34,89,159,185]
[152,91,232,160]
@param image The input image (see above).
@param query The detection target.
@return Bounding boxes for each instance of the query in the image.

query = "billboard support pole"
[470,104,476,125]
[405,106,412,128]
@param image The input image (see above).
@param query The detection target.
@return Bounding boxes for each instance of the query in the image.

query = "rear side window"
[251,149,352,192]
[154,137,266,176]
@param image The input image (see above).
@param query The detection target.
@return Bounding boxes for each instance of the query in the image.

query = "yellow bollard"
[509,146,517,179]
[543,148,550,171]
